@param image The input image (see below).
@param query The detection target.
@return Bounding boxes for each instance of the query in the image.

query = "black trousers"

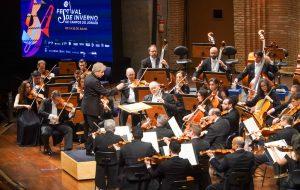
[83,114,102,153]
[41,123,73,150]
[119,109,140,127]
[96,164,119,189]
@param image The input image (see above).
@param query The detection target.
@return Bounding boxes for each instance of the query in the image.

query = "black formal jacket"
[237,62,278,84]
[149,124,174,140]
[149,156,192,190]
[210,149,255,190]
[192,57,228,78]
[81,73,118,117]
[143,92,177,117]
[189,137,210,166]
[222,108,240,135]
[268,126,299,146]
[137,57,170,79]
[93,131,123,164]
[120,79,133,105]
[203,118,230,149]
[38,98,70,125]
[119,140,156,167]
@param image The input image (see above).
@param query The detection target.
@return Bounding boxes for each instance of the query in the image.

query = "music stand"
[203,71,230,88]
[71,107,84,124]
[58,61,77,75]
[45,83,72,97]
[180,94,198,111]
[61,93,79,107]
[52,75,74,83]
[235,104,253,121]
[143,102,167,122]
[133,87,150,102]
[141,68,169,86]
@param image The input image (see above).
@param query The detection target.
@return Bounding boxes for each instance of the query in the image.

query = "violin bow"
[30,79,51,107]
[138,67,148,83]
[57,92,73,118]
[44,64,57,79]
[168,75,187,94]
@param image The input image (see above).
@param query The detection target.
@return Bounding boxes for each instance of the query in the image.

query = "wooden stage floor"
[0,123,278,190]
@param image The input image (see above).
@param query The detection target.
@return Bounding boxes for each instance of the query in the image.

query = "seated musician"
[143,81,177,118]
[71,74,85,105]
[119,68,140,126]
[276,134,300,190]
[202,108,231,149]
[37,60,55,81]
[192,47,229,82]
[186,124,211,190]
[221,96,240,135]
[170,70,190,95]
[206,136,255,190]
[71,70,82,91]
[93,119,123,190]
[146,114,174,140]
[78,58,91,75]
[207,78,226,108]
[233,50,278,87]
[144,140,192,190]
[119,128,156,189]
[38,90,75,154]
[30,70,45,95]
[137,44,170,79]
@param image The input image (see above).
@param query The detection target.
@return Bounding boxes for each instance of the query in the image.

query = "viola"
[199,149,234,155]
[138,154,171,164]
[108,140,129,148]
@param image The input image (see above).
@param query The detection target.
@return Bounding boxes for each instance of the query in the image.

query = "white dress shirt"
[210,58,219,72]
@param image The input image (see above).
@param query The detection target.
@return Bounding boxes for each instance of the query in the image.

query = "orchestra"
[12,40,300,190]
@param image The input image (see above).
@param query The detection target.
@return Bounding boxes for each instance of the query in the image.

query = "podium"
[203,71,230,88]
[134,87,150,102]
[141,68,169,86]
[180,94,198,111]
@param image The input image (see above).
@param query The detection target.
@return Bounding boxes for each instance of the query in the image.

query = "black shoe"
[43,146,53,155]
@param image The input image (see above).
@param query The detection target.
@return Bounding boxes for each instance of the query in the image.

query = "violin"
[221,110,229,116]
[27,90,45,102]
[138,154,171,164]
[141,117,156,131]
[129,79,149,88]
[199,149,234,155]
[56,97,75,112]
[108,140,129,148]
[261,123,283,136]
[100,96,111,111]
[199,116,213,130]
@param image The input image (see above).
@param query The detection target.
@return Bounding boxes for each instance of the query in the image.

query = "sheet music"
[168,117,182,137]
[162,144,198,166]
[142,132,159,153]
[243,117,262,140]
[265,140,287,163]
[118,102,152,113]
[114,126,133,142]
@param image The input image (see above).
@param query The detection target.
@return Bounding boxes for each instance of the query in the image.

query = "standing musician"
[119,129,156,189]
[186,124,211,190]
[221,96,240,135]
[192,47,229,82]
[144,140,192,190]
[233,50,278,90]
[30,70,45,95]
[37,60,55,81]
[93,119,123,190]
[38,90,75,154]
[202,108,231,149]
[137,44,170,79]
[81,62,125,155]
[119,68,141,126]
[143,81,177,118]
[206,136,255,190]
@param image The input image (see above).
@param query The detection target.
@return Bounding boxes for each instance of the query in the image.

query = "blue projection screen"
[21,0,113,62]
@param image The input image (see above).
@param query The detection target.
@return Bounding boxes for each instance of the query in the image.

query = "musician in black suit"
[137,45,169,79]
[81,62,125,155]
[145,140,192,190]
[221,97,240,135]
[143,81,177,118]
[192,47,229,82]
[93,119,123,190]
[148,114,174,140]
[203,108,230,149]
[233,51,278,87]
[38,90,75,154]
[206,136,255,190]
[119,128,156,190]
[119,68,140,126]
[186,124,211,190]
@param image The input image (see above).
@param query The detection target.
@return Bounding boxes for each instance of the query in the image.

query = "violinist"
[119,68,140,126]
[202,108,230,149]
[169,70,190,95]
[14,80,40,146]
[38,90,75,154]
[93,119,123,190]
[30,70,45,95]
[206,136,255,190]
[143,81,177,118]
[192,47,229,82]
[185,124,211,190]
[37,60,55,82]
[137,44,170,79]
[78,59,91,75]
[144,140,192,190]
[71,70,82,92]
[119,128,156,189]
[221,97,240,135]
[81,62,125,155]
[233,50,278,90]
